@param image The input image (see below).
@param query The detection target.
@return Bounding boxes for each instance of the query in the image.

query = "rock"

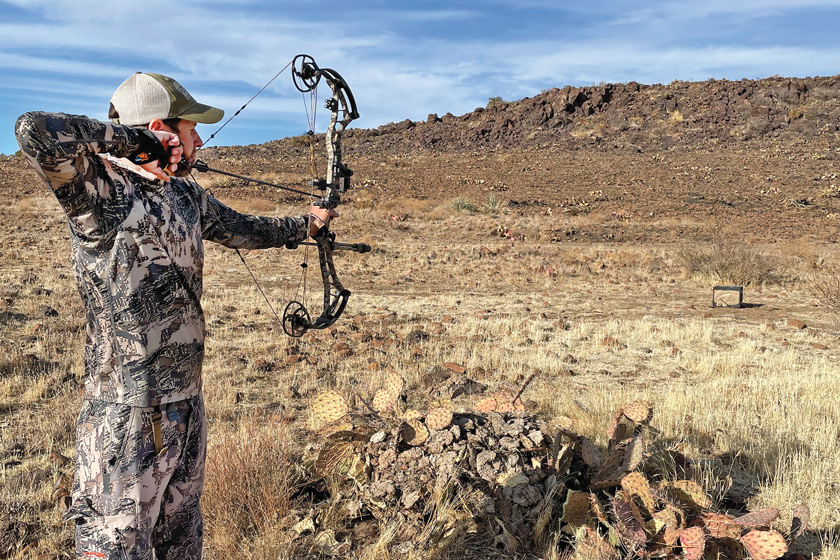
[442,362,467,374]
[787,319,807,329]
[39,305,58,317]
[330,342,353,357]
[406,330,429,344]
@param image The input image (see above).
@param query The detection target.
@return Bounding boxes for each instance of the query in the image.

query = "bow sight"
[191,54,370,337]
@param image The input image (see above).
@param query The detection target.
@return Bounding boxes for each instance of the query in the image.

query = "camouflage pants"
[64,394,206,560]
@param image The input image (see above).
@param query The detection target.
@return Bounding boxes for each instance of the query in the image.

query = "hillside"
[185,74,840,244]
[3,74,840,245]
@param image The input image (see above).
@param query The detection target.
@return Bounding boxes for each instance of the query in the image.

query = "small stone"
[330,342,352,357]
[407,330,429,344]
[39,305,58,317]
[442,362,467,374]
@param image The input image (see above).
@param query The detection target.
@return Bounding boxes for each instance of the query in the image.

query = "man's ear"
[147,118,168,132]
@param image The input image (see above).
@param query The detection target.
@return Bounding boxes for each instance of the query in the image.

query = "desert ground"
[2,74,840,559]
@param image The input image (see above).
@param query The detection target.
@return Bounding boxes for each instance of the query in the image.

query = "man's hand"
[145,131,183,180]
[309,204,339,237]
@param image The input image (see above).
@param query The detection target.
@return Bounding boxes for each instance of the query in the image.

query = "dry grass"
[203,416,304,560]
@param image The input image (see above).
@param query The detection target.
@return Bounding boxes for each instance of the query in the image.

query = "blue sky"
[2,0,840,155]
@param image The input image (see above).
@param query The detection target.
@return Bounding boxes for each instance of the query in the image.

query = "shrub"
[677,239,776,286]
[450,197,477,212]
[481,194,502,214]
[810,262,840,321]
[486,96,507,109]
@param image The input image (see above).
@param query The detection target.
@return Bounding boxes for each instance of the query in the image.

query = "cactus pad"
[579,437,604,468]
[613,494,647,544]
[426,407,453,431]
[401,418,430,446]
[312,390,348,424]
[680,526,706,560]
[734,507,780,528]
[790,503,810,540]
[621,436,645,472]
[560,490,592,527]
[403,409,423,421]
[491,388,525,412]
[622,400,653,423]
[741,529,788,560]
[372,388,395,412]
[382,372,404,401]
[701,512,741,539]
[474,396,497,413]
[621,472,655,513]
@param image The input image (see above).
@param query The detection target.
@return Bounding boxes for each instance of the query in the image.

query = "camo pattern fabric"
[64,395,206,559]
[15,112,308,406]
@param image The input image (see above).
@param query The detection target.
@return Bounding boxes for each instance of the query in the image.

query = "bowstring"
[292,84,319,311]
[193,56,320,332]
[201,58,295,150]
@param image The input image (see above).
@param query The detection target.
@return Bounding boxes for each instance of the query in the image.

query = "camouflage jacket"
[16,112,308,406]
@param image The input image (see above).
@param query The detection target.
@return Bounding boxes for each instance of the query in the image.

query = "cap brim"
[176,102,224,124]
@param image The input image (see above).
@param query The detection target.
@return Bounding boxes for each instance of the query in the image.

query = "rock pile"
[299,373,809,558]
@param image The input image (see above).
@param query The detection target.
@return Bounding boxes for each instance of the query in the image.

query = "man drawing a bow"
[15,72,336,559]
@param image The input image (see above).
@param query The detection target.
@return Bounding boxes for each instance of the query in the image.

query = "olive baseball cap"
[109,72,224,126]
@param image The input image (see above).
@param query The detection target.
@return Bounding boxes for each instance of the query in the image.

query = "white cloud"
[2,0,840,155]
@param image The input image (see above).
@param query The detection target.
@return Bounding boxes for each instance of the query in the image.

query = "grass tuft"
[203,416,303,559]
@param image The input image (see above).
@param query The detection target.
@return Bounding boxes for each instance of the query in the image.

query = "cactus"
[560,490,592,529]
[312,390,348,424]
[589,494,609,527]
[402,409,422,420]
[426,407,453,431]
[401,418,430,446]
[652,506,683,546]
[491,388,524,412]
[306,386,809,560]
[620,472,656,514]
[701,512,742,539]
[373,388,395,412]
[382,372,404,401]
[592,441,629,488]
[474,396,497,413]
[612,494,647,544]
[733,507,780,528]
[680,526,706,560]
[622,400,653,423]
[621,436,645,472]
[578,436,604,469]
[741,529,788,560]
[790,503,810,541]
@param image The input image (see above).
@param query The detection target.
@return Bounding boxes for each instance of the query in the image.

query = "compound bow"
[192,54,370,337]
